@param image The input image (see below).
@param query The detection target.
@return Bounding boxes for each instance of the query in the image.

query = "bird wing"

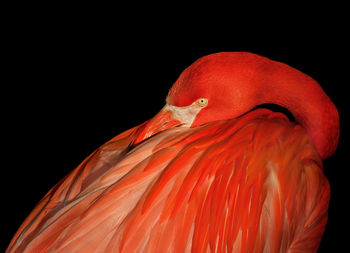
[7,110,330,253]
[7,123,146,252]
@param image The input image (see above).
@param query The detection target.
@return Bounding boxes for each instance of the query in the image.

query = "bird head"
[134,52,339,160]
[135,52,258,144]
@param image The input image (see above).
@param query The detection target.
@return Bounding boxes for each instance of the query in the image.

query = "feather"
[7,110,329,253]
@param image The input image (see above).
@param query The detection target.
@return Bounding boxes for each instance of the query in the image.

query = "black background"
[2,7,349,252]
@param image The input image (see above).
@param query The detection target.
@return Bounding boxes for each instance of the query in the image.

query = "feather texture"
[7,109,329,253]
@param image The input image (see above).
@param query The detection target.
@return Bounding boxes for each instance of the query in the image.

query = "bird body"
[7,52,338,252]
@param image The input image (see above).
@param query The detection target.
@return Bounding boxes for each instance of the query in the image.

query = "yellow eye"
[197,98,208,107]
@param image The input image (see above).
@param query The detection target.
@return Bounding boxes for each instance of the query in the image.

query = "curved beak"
[134,103,203,145]
[134,106,182,145]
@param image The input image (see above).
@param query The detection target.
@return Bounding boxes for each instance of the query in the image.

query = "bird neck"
[256,64,339,160]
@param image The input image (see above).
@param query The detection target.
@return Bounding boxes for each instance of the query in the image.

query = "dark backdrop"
[3,12,348,252]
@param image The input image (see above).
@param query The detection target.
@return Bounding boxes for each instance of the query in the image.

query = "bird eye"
[197,98,208,107]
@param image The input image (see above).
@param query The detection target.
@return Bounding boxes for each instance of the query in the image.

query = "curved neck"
[255,61,339,160]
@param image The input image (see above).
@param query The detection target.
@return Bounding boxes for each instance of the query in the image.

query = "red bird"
[7,52,339,252]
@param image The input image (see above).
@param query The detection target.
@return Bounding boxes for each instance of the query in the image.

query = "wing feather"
[7,110,330,253]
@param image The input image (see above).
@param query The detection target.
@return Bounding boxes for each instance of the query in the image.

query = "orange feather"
[7,52,337,253]
[7,110,329,252]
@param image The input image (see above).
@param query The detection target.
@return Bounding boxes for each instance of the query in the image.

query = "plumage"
[7,52,338,252]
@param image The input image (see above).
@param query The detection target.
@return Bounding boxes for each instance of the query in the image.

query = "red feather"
[7,109,329,252]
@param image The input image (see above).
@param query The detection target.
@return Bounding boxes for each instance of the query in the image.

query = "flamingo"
[7,52,339,253]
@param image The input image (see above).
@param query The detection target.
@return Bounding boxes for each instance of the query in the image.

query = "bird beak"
[134,106,182,145]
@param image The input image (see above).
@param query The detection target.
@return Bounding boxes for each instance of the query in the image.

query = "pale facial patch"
[164,100,207,127]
